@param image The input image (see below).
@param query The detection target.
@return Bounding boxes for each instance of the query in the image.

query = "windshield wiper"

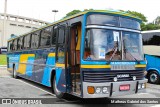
[109,37,119,61]
[123,39,139,62]
[109,47,117,61]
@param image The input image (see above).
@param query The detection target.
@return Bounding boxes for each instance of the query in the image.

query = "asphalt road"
[0,72,160,107]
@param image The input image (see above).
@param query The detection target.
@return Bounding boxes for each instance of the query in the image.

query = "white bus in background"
[0,47,7,54]
[142,30,160,84]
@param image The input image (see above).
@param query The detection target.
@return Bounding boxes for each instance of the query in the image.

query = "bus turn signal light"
[87,86,95,94]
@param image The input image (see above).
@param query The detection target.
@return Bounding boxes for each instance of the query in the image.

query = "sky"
[0,0,160,23]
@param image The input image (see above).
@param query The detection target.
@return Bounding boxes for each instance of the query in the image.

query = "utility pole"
[2,0,7,47]
[52,10,58,22]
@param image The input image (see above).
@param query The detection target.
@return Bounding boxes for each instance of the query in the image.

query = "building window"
[10,23,17,26]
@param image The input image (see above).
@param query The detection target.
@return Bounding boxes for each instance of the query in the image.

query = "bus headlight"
[95,87,101,94]
[141,83,145,88]
[102,87,108,94]
[138,83,146,89]
[138,84,141,89]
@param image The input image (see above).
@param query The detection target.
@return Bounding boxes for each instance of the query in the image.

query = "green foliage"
[141,23,160,31]
[126,10,160,31]
[154,16,160,25]
[63,9,94,18]
[127,10,147,22]
[64,10,81,18]
[0,55,7,65]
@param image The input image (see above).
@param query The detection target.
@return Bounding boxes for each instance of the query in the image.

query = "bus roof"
[142,30,160,34]
[8,10,141,42]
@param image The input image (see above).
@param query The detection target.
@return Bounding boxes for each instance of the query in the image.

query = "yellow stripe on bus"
[135,64,146,68]
[81,64,146,69]
[48,53,55,57]
[17,54,35,74]
[81,65,111,69]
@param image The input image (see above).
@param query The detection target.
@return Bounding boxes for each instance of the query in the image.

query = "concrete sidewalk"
[0,66,11,77]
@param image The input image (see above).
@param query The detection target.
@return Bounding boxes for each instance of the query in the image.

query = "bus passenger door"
[69,23,81,94]
[55,24,68,92]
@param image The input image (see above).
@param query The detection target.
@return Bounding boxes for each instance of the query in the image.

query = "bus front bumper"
[82,79,148,98]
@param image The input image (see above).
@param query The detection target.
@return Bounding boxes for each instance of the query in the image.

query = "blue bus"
[7,10,147,99]
[142,30,160,84]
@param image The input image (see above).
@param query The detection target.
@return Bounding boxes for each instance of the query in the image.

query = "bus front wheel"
[148,71,160,84]
[52,76,66,99]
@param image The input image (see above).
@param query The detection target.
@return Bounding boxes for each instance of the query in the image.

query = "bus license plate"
[119,84,130,91]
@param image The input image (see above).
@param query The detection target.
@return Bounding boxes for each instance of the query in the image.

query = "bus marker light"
[133,76,136,80]
[87,86,95,94]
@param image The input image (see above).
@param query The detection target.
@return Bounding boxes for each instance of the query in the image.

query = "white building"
[0,13,49,47]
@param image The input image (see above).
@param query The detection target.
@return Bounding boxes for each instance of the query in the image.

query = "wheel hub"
[150,73,158,83]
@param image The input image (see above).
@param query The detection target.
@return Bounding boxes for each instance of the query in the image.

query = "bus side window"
[13,39,17,51]
[58,28,65,44]
[17,37,23,50]
[31,31,40,48]
[40,27,52,47]
[24,34,31,49]
[56,26,65,64]
[52,26,57,45]
[10,41,13,51]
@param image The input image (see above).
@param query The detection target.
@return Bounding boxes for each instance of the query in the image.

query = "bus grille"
[83,70,144,83]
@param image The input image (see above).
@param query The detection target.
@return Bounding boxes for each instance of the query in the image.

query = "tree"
[63,9,94,18]
[142,23,160,31]
[64,10,81,18]
[154,16,160,25]
[127,10,147,22]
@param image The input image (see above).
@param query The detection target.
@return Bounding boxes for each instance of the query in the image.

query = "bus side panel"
[7,53,20,74]
[145,54,160,73]
[155,56,160,74]
[17,54,35,78]
[25,56,35,79]
[56,68,66,92]
[41,53,55,87]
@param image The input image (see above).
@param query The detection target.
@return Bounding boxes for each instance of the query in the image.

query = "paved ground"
[0,67,160,107]
[0,66,10,77]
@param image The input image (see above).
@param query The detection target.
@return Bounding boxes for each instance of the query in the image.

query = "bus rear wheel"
[52,76,66,99]
[148,71,160,84]
[13,66,18,79]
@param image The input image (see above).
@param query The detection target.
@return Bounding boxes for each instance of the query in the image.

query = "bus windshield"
[84,29,143,61]
[123,31,143,61]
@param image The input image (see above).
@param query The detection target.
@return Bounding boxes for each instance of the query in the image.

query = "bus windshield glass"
[84,29,122,60]
[87,14,140,30]
[120,17,140,30]
[123,31,143,60]
[84,29,143,61]
[87,14,119,26]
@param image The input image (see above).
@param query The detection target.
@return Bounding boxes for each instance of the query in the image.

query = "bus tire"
[13,66,18,79]
[148,71,160,84]
[52,76,66,99]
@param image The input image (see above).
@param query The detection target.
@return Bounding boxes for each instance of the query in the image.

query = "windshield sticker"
[113,31,119,41]
[99,48,105,59]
